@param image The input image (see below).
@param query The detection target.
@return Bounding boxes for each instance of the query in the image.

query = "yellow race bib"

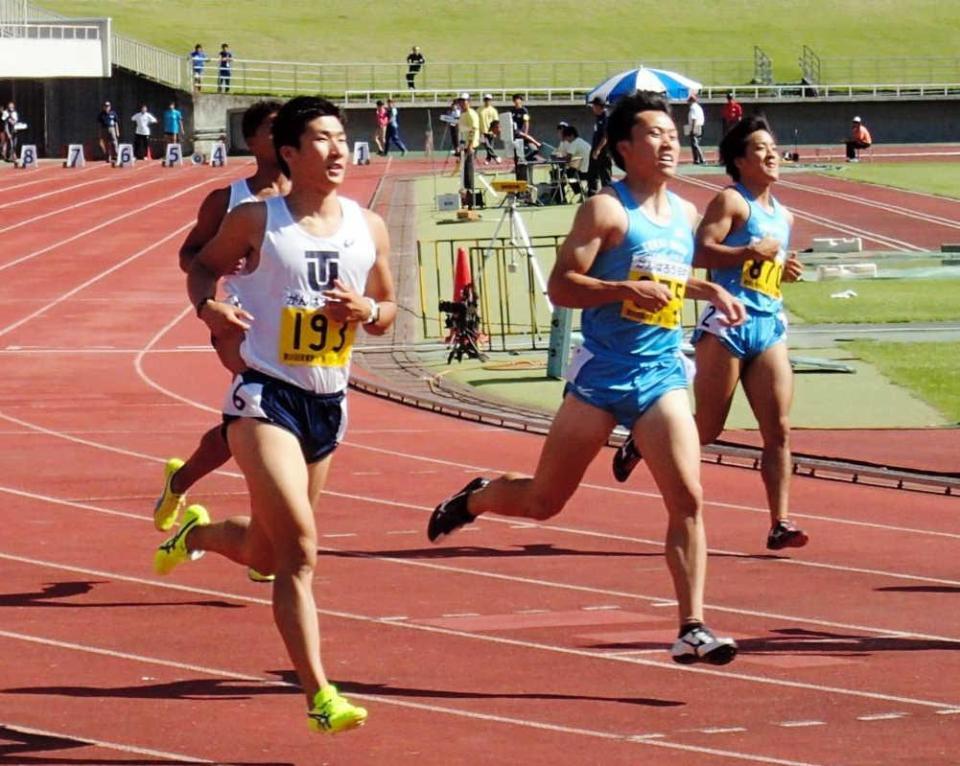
[278,306,354,367]
[621,271,686,329]
[741,259,783,299]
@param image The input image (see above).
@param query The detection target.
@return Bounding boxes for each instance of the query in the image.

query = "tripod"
[483,189,553,313]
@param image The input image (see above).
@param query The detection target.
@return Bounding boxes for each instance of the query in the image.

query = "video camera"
[439,283,487,363]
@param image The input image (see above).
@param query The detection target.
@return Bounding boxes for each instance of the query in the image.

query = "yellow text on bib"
[741,259,783,299]
[278,307,354,367]
[620,271,686,329]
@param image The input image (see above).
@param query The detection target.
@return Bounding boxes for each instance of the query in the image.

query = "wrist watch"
[363,297,381,325]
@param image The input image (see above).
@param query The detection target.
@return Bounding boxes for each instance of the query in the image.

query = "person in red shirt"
[721,92,743,136]
[845,116,872,161]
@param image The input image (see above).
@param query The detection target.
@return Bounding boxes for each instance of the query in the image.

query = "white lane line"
[700,727,748,735]
[856,712,907,721]
[0,722,210,763]
[1,427,959,643]
[1,550,958,713]
[0,163,147,210]
[0,163,101,192]
[0,169,231,275]
[0,627,828,766]
[778,178,960,230]
[777,720,826,728]
[0,222,193,338]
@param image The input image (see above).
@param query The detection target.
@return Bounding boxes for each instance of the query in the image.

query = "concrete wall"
[2,66,188,159]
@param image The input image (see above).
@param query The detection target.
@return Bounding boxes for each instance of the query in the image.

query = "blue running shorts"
[563,346,691,429]
[222,369,346,463]
[691,307,787,361]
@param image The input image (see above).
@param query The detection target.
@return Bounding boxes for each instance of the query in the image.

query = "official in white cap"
[845,115,872,161]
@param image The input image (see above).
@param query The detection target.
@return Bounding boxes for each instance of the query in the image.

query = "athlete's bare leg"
[693,333,742,446]
[223,418,332,704]
[170,425,232,495]
[467,395,615,520]
[632,389,706,625]
[741,341,794,525]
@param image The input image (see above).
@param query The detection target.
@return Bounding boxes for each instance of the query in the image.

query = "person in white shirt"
[686,93,705,165]
[553,124,593,198]
[130,104,158,159]
[1,101,19,162]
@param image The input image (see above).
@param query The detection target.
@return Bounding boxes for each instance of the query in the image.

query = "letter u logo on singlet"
[305,250,340,291]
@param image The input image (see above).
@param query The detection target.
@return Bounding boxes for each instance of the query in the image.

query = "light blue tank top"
[709,183,791,315]
[581,181,693,362]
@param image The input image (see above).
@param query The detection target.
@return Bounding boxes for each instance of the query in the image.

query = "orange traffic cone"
[453,247,472,301]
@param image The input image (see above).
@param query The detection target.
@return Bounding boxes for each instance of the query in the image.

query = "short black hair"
[719,114,773,181]
[273,96,345,177]
[512,93,524,101]
[242,99,284,140]
[605,90,671,171]
[561,125,579,140]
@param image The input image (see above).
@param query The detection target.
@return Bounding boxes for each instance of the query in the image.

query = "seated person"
[551,125,592,197]
[845,116,872,161]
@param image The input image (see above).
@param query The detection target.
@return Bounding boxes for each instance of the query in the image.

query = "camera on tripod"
[439,283,487,364]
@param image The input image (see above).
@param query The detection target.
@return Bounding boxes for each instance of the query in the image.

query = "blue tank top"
[581,181,694,362]
[709,183,791,315]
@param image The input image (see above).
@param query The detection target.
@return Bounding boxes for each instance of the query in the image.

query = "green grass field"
[841,340,960,423]
[40,0,960,84]
[827,163,960,199]
[784,279,960,324]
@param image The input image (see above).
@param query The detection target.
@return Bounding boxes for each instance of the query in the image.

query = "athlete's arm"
[694,189,780,269]
[188,202,264,335]
[322,210,397,336]
[547,192,671,312]
[178,187,231,273]
[686,278,747,326]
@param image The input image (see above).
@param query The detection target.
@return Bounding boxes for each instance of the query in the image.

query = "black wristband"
[196,296,215,317]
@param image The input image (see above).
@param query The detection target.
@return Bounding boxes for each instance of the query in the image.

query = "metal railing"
[0,20,100,39]
[112,34,184,88]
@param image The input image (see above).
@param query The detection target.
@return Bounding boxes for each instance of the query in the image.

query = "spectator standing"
[478,94,500,163]
[406,45,425,89]
[97,100,121,162]
[444,99,461,155]
[383,98,407,156]
[131,104,158,159]
[510,93,536,160]
[845,116,872,161]
[721,92,743,136]
[456,93,480,205]
[190,44,208,91]
[1,100,19,162]
[218,43,233,93]
[686,93,705,165]
[163,101,184,148]
[586,96,611,195]
[373,99,388,155]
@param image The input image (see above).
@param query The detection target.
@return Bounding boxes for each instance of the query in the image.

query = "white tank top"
[230,195,376,394]
[222,179,259,301]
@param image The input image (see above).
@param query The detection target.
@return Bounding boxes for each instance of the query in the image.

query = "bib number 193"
[278,307,354,367]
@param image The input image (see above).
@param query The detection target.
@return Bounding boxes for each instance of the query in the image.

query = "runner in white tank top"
[168,97,396,735]
[155,101,288,574]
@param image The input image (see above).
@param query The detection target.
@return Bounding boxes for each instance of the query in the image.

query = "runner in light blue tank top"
[427,92,746,667]
[693,116,808,551]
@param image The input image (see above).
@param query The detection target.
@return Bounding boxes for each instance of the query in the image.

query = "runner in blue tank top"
[613,116,808,551]
[428,91,747,666]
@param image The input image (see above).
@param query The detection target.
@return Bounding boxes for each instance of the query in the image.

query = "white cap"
[852,116,861,122]
[458,92,470,100]
[483,93,493,100]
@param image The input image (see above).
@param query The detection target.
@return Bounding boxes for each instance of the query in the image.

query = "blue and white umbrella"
[586,67,702,104]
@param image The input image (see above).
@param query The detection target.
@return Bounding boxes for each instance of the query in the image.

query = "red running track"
[0,159,957,765]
